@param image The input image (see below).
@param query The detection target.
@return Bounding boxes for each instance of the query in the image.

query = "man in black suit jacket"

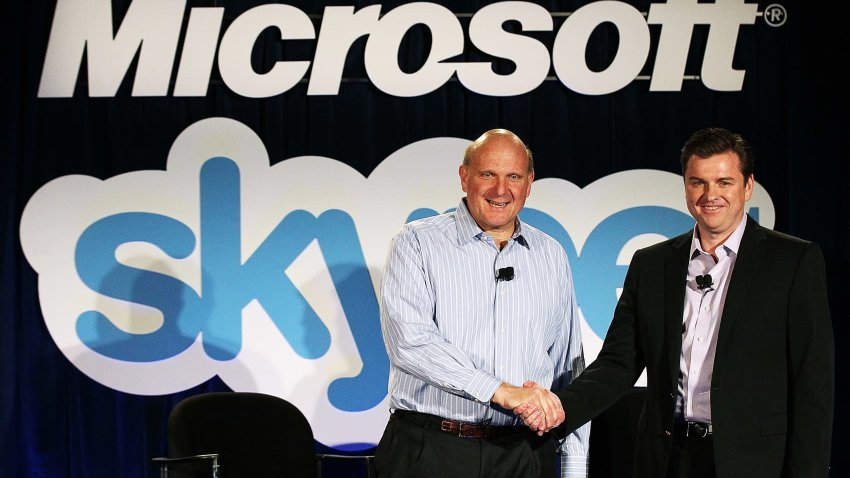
[518,127,834,477]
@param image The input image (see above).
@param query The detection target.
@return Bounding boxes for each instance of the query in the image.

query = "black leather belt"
[675,420,713,438]
[393,410,524,439]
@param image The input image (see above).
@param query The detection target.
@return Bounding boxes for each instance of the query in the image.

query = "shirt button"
[697,337,703,342]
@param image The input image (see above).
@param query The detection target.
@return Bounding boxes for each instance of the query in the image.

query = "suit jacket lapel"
[665,232,692,386]
[715,216,766,355]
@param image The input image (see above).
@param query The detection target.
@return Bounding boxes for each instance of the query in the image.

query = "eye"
[509,174,522,181]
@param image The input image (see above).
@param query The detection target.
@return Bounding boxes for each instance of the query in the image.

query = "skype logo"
[19,118,775,448]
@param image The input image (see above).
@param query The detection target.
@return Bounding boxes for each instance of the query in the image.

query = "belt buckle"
[440,420,458,434]
[439,418,491,438]
[686,422,711,438]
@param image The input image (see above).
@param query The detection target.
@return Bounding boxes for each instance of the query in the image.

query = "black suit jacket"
[559,216,834,477]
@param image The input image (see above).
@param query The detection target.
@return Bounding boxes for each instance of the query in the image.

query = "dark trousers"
[374,411,557,478]
[666,426,717,478]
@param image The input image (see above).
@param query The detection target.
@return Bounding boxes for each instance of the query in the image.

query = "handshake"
[492,381,564,436]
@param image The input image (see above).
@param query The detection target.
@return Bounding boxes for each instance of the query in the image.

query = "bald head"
[463,129,534,173]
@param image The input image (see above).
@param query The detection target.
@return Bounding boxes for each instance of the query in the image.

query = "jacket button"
[664,430,672,437]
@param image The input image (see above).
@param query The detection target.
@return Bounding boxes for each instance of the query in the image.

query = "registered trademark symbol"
[763,4,787,27]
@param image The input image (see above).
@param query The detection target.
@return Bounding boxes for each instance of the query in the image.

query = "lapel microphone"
[695,274,714,291]
[496,267,515,282]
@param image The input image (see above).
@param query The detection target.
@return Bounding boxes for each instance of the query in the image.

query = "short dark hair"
[680,127,754,181]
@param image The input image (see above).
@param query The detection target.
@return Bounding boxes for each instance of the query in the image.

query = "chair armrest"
[152,454,220,478]
[152,453,220,465]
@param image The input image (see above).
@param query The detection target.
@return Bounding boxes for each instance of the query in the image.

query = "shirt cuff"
[560,453,588,478]
[465,369,502,404]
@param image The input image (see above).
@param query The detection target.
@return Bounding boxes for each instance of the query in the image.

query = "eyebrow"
[687,176,736,182]
[479,168,525,176]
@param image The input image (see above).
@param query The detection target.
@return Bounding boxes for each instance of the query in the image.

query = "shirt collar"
[689,212,747,260]
[455,199,529,249]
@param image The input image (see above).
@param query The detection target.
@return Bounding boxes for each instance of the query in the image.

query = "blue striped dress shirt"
[380,199,589,476]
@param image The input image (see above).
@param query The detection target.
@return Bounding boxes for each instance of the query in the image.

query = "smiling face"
[684,151,754,252]
[460,132,533,244]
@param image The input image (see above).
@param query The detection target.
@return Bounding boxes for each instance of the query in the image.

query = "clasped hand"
[492,381,564,436]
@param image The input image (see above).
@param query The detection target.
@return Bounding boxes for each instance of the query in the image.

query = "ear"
[744,173,754,201]
[459,164,468,193]
[525,170,534,196]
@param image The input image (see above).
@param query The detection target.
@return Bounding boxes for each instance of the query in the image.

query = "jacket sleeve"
[785,243,834,477]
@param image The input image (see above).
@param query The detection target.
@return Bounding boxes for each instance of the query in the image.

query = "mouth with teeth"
[487,199,509,207]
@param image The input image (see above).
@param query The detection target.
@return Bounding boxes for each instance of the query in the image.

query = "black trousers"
[666,427,717,478]
[374,411,557,478]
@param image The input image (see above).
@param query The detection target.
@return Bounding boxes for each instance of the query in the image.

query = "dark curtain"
[2,1,847,477]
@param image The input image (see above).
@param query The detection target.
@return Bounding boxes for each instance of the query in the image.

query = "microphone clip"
[695,274,714,292]
[496,267,515,282]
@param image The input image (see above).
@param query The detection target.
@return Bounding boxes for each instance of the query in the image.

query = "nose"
[494,177,509,196]
[703,183,719,200]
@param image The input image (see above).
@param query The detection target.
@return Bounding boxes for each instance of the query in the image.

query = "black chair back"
[164,391,318,478]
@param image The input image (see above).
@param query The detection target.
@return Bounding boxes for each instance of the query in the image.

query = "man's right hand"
[491,381,564,435]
